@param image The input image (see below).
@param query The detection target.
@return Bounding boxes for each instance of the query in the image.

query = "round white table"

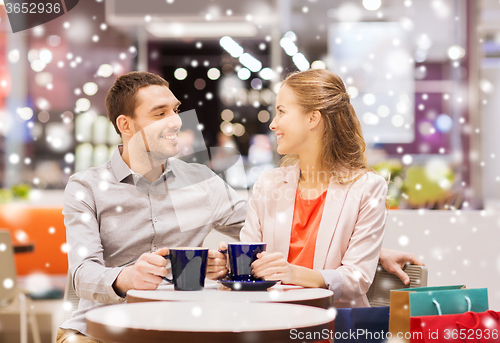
[86,301,335,343]
[127,279,334,309]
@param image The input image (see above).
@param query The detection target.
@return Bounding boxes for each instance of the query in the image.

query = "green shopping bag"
[388,285,488,342]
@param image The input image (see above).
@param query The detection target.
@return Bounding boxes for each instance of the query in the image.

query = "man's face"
[128,85,182,162]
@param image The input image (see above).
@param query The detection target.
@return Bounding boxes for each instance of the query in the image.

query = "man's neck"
[120,145,165,183]
[140,164,166,183]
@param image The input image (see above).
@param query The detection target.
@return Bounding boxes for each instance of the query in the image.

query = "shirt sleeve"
[207,169,247,241]
[63,174,126,304]
[331,174,388,303]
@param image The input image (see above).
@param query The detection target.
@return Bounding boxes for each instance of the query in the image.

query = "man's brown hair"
[105,71,169,136]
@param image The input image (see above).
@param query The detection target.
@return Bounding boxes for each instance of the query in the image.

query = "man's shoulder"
[67,161,113,185]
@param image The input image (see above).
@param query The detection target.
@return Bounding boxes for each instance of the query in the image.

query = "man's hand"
[113,247,169,296]
[379,247,425,285]
[251,251,295,284]
[206,241,228,280]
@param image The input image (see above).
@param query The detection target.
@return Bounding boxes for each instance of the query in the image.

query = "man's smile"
[159,133,178,142]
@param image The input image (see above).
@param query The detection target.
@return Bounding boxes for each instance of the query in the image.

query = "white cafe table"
[126,279,334,309]
[86,301,335,343]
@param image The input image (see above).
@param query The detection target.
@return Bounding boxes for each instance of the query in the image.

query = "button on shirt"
[61,145,246,334]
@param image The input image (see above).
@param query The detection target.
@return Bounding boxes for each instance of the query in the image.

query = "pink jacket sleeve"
[240,174,264,243]
[328,174,388,303]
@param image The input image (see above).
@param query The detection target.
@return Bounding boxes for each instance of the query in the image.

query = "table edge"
[87,317,334,343]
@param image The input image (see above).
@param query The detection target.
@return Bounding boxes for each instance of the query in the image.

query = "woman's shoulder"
[261,165,296,178]
[350,171,388,190]
[364,171,387,185]
[254,165,298,188]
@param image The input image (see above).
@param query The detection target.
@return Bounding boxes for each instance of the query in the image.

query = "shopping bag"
[409,310,500,343]
[334,306,390,343]
[389,285,488,340]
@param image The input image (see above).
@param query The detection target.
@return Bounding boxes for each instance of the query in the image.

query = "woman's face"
[269,84,311,155]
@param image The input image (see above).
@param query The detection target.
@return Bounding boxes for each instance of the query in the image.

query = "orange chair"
[0,204,68,275]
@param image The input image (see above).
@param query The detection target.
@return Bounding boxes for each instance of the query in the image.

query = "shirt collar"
[161,159,175,177]
[110,145,132,182]
[110,145,176,182]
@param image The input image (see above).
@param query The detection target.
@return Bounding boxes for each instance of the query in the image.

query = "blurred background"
[0,0,499,210]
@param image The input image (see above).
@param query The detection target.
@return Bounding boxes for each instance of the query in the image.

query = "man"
[58,71,422,342]
[58,72,246,342]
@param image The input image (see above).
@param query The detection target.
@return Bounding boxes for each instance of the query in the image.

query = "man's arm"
[64,175,127,303]
[379,247,425,285]
[65,175,169,302]
[206,241,228,280]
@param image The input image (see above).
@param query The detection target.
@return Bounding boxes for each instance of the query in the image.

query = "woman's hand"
[251,251,295,284]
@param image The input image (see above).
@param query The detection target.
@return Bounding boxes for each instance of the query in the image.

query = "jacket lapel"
[274,164,300,260]
[313,180,353,270]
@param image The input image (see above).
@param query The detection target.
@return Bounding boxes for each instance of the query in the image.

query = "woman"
[240,69,388,307]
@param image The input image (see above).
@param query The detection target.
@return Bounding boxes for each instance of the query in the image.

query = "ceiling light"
[292,53,310,71]
[363,0,382,11]
[239,53,262,72]
[148,23,257,39]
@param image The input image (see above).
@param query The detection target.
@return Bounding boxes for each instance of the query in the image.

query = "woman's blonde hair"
[279,69,374,186]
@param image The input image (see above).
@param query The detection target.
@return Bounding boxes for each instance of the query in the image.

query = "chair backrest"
[61,271,80,323]
[367,263,428,307]
[0,230,18,307]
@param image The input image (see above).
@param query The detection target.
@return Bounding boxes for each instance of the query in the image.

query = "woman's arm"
[327,174,388,301]
[239,174,265,242]
[251,251,326,288]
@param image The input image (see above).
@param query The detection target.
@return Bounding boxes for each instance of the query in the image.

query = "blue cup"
[163,247,208,291]
[222,242,266,281]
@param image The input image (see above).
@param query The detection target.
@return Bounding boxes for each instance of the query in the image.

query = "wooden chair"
[0,230,42,343]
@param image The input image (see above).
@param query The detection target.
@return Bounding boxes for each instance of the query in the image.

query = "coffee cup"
[163,247,208,291]
[220,242,266,281]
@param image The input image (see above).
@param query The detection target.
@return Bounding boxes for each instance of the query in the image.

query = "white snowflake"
[398,235,409,247]
[3,278,14,289]
[61,243,70,253]
[191,306,202,317]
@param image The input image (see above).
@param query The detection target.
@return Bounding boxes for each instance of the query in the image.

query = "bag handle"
[455,311,480,330]
[452,310,499,343]
[454,310,499,343]
[432,295,472,316]
[455,312,481,343]
[465,296,471,311]
[486,310,500,321]
[432,299,442,316]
